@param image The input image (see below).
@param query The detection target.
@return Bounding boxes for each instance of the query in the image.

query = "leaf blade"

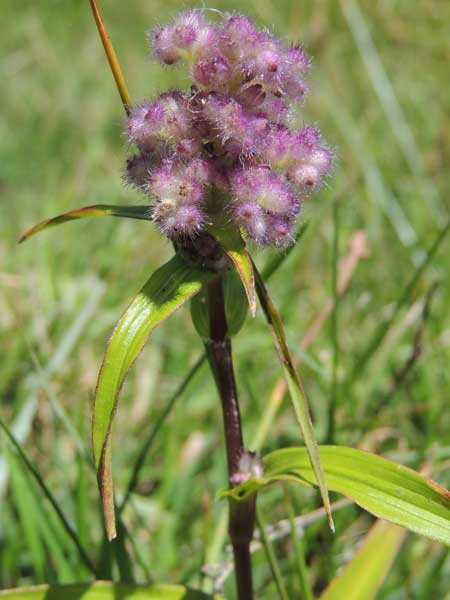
[92,254,214,540]
[211,226,256,317]
[252,263,334,531]
[19,204,151,242]
[224,445,450,546]
[0,581,223,599]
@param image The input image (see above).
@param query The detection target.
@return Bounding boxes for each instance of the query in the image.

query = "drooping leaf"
[93,254,214,540]
[222,445,450,546]
[210,225,256,317]
[19,204,151,242]
[0,581,223,599]
[252,262,334,531]
[320,520,406,600]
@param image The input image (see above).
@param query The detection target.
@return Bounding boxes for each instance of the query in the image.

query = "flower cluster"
[125,10,333,248]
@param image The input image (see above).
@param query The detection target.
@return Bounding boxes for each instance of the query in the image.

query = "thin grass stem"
[348,219,450,385]
[256,507,289,600]
[0,416,98,576]
[284,488,313,600]
[327,198,340,443]
[89,0,132,115]
[119,353,206,514]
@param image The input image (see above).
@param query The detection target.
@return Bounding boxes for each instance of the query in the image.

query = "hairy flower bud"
[151,11,218,65]
[126,92,193,151]
[232,201,267,245]
[154,202,206,238]
[265,213,295,248]
[125,153,152,188]
[231,167,299,214]
[125,10,334,248]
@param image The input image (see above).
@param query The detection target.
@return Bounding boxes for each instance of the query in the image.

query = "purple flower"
[151,10,217,65]
[231,167,299,214]
[154,203,206,238]
[125,11,334,247]
[126,93,193,151]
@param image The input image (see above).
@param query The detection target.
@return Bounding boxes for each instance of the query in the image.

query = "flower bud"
[231,167,299,215]
[192,55,233,91]
[232,201,267,245]
[154,202,206,239]
[151,11,218,65]
[265,213,294,248]
[124,153,152,188]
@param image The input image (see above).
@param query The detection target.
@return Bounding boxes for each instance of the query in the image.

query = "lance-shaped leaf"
[0,581,224,599]
[210,225,256,317]
[19,204,151,242]
[252,262,334,531]
[93,254,215,540]
[319,519,406,600]
[222,445,450,546]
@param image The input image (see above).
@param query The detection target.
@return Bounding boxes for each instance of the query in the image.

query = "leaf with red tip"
[252,262,334,531]
[210,225,256,317]
[92,254,214,540]
[19,205,151,242]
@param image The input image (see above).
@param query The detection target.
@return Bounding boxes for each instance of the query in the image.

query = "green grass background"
[1,0,450,597]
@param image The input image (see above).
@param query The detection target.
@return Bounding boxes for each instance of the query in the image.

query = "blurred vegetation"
[1,0,450,598]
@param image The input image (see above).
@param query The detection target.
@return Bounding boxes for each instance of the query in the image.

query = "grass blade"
[0,581,223,599]
[119,353,206,514]
[283,489,313,600]
[349,218,450,384]
[328,199,339,443]
[7,448,46,582]
[319,520,406,600]
[256,507,289,600]
[340,0,443,218]
[0,416,97,575]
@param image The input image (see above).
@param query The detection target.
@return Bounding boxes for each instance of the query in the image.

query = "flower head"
[125,11,334,247]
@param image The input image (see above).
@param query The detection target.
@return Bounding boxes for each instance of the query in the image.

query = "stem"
[327,198,339,444]
[89,0,132,115]
[284,488,313,600]
[205,275,255,600]
[256,507,289,600]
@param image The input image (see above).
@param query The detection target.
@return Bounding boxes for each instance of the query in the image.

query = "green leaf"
[210,225,256,317]
[93,254,214,541]
[190,269,248,338]
[252,263,334,531]
[319,520,406,600]
[0,581,223,599]
[19,204,151,242]
[223,267,249,335]
[222,445,450,546]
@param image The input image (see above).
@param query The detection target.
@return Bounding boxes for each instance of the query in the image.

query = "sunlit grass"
[1,0,450,597]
